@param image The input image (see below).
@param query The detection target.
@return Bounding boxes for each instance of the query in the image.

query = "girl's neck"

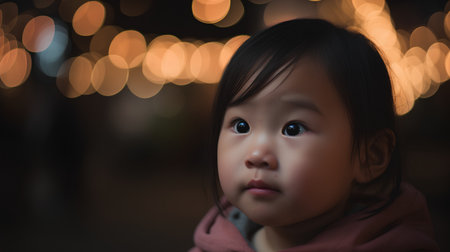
[253,199,349,252]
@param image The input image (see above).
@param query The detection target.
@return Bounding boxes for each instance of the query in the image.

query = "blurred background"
[1,0,449,251]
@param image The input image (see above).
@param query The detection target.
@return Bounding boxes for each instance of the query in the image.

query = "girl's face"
[218,57,359,227]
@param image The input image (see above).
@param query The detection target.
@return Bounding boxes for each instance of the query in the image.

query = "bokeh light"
[190,41,224,84]
[142,35,181,85]
[69,55,93,95]
[72,1,106,36]
[56,57,82,98]
[425,42,449,83]
[36,21,69,77]
[0,48,32,88]
[317,0,354,27]
[214,0,244,28]
[445,11,450,39]
[79,51,102,95]
[127,66,163,98]
[171,42,198,86]
[22,15,55,52]
[109,30,147,69]
[91,55,129,96]
[352,0,385,19]
[192,0,231,24]
[445,51,450,77]
[427,11,446,39]
[410,26,437,50]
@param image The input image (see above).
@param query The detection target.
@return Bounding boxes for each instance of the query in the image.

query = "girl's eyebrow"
[280,94,323,116]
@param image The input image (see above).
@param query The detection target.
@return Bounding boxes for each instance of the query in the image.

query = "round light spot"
[142,35,181,84]
[215,0,244,28]
[0,48,31,88]
[56,57,81,98]
[109,30,147,69]
[127,66,163,98]
[190,42,224,84]
[410,26,437,50]
[69,55,93,94]
[72,1,105,36]
[192,0,231,24]
[22,15,55,52]
[91,55,129,96]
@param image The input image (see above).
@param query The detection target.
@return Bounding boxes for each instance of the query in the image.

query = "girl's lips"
[245,180,280,197]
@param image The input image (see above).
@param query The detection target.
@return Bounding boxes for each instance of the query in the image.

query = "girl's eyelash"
[229,117,243,128]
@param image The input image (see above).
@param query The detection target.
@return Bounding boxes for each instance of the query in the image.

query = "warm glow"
[410,26,437,50]
[33,0,56,9]
[396,29,410,53]
[445,11,450,39]
[192,0,231,24]
[219,35,249,69]
[79,52,101,95]
[425,42,449,83]
[172,42,198,86]
[142,35,181,84]
[72,1,105,36]
[69,55,93,94]
[91,55,129,96]
[317,0,355,27]
[392,78,415,116]
[90,25,123,56]
[264,0,317,27]
[403,47,429,96]
[352,0,385,19]
[22,15,55,52]
[56,58,81,98]
[0,48,31,88]
[127,67,163,98]
[161,42,187,81]
[445,51,450,78]
[109,30,147,69]
[215,0,244,28]
[360,15,397,48]
[190,42,224,84]
[119,0,151,17]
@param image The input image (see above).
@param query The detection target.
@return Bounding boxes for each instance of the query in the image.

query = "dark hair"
[210,18,401,216]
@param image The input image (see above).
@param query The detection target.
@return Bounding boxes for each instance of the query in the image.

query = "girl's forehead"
[238,57,334,104]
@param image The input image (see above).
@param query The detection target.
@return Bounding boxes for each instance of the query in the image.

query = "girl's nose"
[245,148,278,170]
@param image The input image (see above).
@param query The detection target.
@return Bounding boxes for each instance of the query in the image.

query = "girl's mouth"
[245,179,280,197]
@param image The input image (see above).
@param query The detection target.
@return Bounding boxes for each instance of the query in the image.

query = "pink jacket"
[190,183,439,252]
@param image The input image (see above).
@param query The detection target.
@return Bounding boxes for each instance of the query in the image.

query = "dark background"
[1,0,449,251]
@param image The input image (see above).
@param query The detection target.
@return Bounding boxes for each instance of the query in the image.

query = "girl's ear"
[354,129,396,183]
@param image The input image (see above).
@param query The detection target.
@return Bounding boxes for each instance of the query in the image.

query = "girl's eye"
[282,121,306,136]
[232,119,250,134]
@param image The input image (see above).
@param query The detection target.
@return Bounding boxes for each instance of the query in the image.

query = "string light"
[0,0,448,116]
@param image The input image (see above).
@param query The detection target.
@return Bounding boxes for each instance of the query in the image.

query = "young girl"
[191,19,439,252]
